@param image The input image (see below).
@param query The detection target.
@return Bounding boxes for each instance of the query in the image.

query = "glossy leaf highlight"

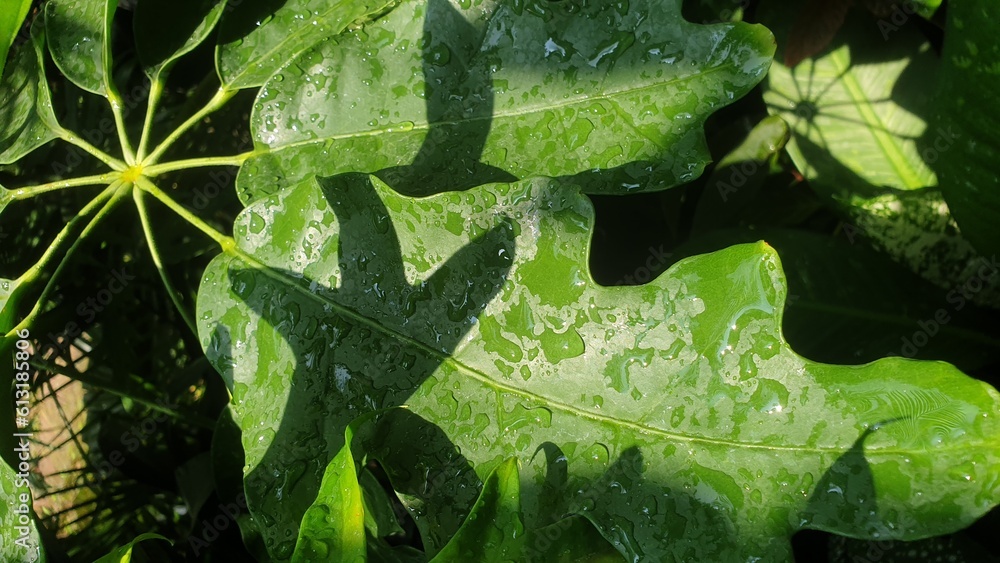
[0,0,31,78]
[44,0,119,97]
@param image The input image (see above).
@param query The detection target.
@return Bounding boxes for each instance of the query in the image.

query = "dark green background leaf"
[931,0,1000,258]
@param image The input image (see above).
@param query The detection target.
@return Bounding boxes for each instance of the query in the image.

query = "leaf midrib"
[256,60,735,153]
[224,249,996,457]
[827,49,928,189]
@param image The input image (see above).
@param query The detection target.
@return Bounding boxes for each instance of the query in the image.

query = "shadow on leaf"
[375,0,516,194]
[802,426,880,534]
[210,172,514,555]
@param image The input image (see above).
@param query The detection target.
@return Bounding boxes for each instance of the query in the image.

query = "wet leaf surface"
[238,0,775,202]
[198,174,1000,561]
[216,0,400,90]
[44,0,117,97]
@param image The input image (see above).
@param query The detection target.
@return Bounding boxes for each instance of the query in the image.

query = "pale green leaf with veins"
[759,0,1000,306]
[198,173,1000,562]
[237,0,775,202]
[761,2,935,198]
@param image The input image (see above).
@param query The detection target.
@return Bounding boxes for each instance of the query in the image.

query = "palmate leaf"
[758,1,1000,306]
[237,0,775,203]
[197,173,1000,561]
[931,0,1000,259]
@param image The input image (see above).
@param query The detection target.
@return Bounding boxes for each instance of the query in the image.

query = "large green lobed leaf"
[237,0,775,203]
[198,174,1000,561]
